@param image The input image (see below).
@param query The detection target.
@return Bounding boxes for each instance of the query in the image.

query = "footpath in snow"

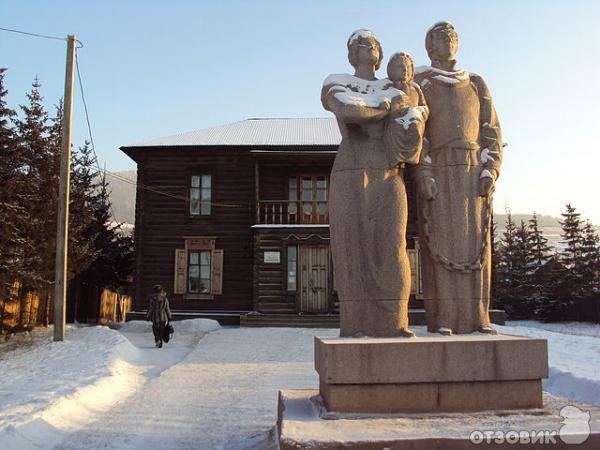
[0,319,599,449]
[0,320,219,450]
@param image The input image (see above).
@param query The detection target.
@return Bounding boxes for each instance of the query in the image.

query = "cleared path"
[56,326,337,450]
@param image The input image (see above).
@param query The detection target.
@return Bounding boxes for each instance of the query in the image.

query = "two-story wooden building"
[121,118,424,322]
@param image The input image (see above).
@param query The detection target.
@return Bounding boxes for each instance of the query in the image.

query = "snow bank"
[118,318,221,333]
[0,325,142,450]
[508,320,600,338]
[498,323,600,406]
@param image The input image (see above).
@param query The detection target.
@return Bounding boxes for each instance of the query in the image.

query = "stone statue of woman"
[413,21,503,335]
[321,30,427,337]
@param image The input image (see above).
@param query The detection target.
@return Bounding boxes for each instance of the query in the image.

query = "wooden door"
[299,245,329,313]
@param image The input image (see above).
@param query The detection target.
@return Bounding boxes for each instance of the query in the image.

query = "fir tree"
[78,172,134,292]
[528,212,557,317]
[559,204,586,296]
[509,220,536,318]
[560,204,585,271]
[495,211,518,315]
[536,204,588,321]
[14,78,54,289]
[528,212,553,267]
[534,253,571,322]
[68,141,98,278]
[0,68,28,297]
[581,221,600,295]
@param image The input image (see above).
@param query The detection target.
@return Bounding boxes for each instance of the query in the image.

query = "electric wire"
[3,26,503,212]
[0,27,83,48]
[0,26,66,42]
[74,49,122,221]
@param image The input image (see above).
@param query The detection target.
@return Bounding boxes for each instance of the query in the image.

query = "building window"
[288,177,298,216]
[188,250,211,294]
[190,174,212,216]
[288,175,329,224]
[287,246,297,291]
[316,176,327,216]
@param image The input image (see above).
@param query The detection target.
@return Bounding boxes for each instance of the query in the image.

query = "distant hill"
[104,170,136,224]
[494,213,563,249]
[494,213,560,230]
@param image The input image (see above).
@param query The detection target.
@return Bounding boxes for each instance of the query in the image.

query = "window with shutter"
[211,249,223,295]
[188,250,211,294]
[178,237,223,299]
[174,249,187,294]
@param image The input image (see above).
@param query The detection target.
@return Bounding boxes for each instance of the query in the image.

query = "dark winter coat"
[146,292,172,323]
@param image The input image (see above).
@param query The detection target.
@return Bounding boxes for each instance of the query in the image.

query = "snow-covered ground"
[0,319,599,449]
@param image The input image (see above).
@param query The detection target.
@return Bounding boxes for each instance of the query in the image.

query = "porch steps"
[240,309,507,328]
[241,313,340,328]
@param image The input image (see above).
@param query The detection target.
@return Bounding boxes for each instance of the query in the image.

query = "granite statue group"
[322,22,503,338]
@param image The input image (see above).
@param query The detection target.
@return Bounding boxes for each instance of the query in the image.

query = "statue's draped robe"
[413,67,502,333]
[321,74,427,337]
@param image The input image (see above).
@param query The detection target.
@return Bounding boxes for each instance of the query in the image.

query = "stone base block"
[277,390,600,450]
[315,333,548,413]
[320,379,542,413]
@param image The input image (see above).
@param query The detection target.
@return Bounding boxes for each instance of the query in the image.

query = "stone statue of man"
[413,21,503,335]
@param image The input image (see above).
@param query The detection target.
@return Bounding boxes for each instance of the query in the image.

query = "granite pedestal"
[277,390,600,450]
[315,333,548,413]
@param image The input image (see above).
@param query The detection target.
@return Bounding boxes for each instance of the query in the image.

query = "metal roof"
[123,117,341,148]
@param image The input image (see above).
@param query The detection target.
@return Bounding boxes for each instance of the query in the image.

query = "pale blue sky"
[2,0,599,222]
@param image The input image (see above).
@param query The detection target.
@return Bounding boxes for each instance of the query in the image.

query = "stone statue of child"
[383,52,429,168]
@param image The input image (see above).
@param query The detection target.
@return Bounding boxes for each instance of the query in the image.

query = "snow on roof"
[123,118,341,148]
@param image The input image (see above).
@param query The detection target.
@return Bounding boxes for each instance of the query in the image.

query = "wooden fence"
[0,283,132,333]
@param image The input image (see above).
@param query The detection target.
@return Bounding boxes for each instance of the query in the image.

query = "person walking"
[146,284,172,348]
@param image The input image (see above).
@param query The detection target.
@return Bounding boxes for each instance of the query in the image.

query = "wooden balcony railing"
[256,200,329,225]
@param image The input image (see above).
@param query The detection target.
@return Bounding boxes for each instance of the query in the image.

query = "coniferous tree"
[503,219,535,318]
[0,68,29,298]
[526,212,554,316]
[14,78,54,290]
[79,172,134,290]
[559,204,586,296]
[515,219,535,297]
[581,221,600,295]
[68,141,98,278]
[536,204,587,321]
[534,252,569,322]
[528,212,553,268]
[495,211,519,315]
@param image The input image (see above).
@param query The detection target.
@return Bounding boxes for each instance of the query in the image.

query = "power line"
[0,26,66,42]
[1,25,248,211]
[75,53,95,155]
[73,53,249,210]
[0,26,83,48]
[73,49,123,221]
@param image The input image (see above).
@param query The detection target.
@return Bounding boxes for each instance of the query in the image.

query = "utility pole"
[53,35,76,342]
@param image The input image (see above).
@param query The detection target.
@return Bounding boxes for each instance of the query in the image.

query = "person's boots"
[155,341,160,347]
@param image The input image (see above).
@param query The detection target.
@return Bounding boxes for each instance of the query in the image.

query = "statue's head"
[425,21,458,61]
[347,29,383,71]
[387,52,414,84]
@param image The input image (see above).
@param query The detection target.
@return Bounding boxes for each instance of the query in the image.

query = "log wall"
[133,149,255,311]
